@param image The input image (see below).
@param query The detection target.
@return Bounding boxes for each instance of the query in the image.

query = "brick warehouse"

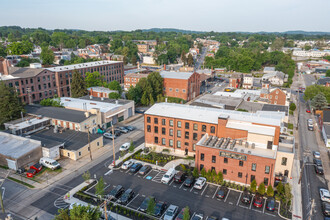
[144,103,294,186]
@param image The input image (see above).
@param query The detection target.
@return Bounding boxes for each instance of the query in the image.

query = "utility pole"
[104,200,108,220]
[88,129,92,161]
[112,125,115,166]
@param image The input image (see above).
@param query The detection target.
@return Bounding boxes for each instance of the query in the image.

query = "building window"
[211,167,215,171]
[281,157,287,166]
[169,139,173,147]
[200,164,204,171]
[275,96,278,99]
[252,163,257,171]
[185,131,189,139]
[212,156,216,163]
[177,141,181,148]
[185,142,189,146]
[223,169,227,175]
[154,118,158,124]
[238,172,242,178]
[154,137,158,144]
[193,123,198,130]
[200,153,204,161]
[185,122,189,129]
[177,121,181,128]
[270,95,272,99]
[154,126,158,133]
[169,88,173,92]
[162,119,166,125]
[162,127,166,135]
[182,89,186,93]
[78,152,81,156]
[88,147,90,151]
[67,153,70,157]
[169,120,173,127]
[264,178,269,186]
[176,89,179,92]
[193,144,196,151]
[250,175,255,183]
[224,158,228,163]
[147,125,151,132]
[211,126,215,134]
[162,138,166,145]
[169,129,173,136]
[239,161,244,166]
[147,117,151,123]
[193,133,198,140]
[202,125,206,132]
[97,142,99,146]
[177,130,181,138]
[265,166,270,174]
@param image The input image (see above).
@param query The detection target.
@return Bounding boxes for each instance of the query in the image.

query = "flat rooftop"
[160,71,193,80]
[145,103,283,126]
[46,60,122,72]
[5,117,51,130]
[29,127,101,151]
[79,95,132,105]
[88,87,118,93]
[192,94,243,109]
[0,132,41,159]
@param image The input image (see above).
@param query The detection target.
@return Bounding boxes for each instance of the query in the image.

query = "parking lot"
[91,168,281,220]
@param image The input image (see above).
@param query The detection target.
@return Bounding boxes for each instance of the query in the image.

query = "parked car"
[313,151,321,158]
[306,108,311,113]
[266,198,275,211]
[135,109,145,114]
[16,168,25,174]
[161,168,176,184]
[154,201,167,217]
[129,163,143,173]
[216,187,228,199]
[118,189,134,205]
[315,165,324,175]
[103,133,116,139]
[191,213,204,220]
[307,119,314,131]
[110,129,121,137]
[121,160,134,170]
[194,177,207,190]
[125,126,135,131]
[119,143,130,152]
[175,207,190,220]
[108,185,124,200]
[320,189,330,202]
[30,163,43,173]
[322,202,330,217]
[138,196,155,212]
[39,157,60,170]
[183,176,195,187]
[208,216,218,220]
[241,191,252,204]
[163,204,179,220]
[314,158,323,166]
[253,194,263,208]
[174,171,187,183]
[118,127,129,134]
[26,169,36,178]
[138,165,152,175]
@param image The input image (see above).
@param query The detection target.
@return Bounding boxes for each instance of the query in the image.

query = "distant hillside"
[141,28,204,34]
[283,30,330,35]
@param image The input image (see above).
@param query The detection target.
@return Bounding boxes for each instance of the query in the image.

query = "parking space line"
[237,192,242,206]
[191,212,196,220]
[169,179,174,186]
[104,184,112,190]
[125,169,130,173]
[249,195,254,209]
[143,169,153,178]
[212,186,219,199]
[201,184,208,196]
[264,212,276,217]
[134,172,139,176]
[190,187,194,192]
[179,182,185,189]
[126,193,139,207]
[224,189,230,202]
[262,198,266,213]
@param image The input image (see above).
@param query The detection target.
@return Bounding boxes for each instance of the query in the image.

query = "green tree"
[82,171,91,182]
[257,182,266,195]
[149,94,155,105]
[85,71,104,88]
[71,70,88,98]
[0,82,24,127]
[141,91,149,106]
[304,44,312,51]
[95,177,105,197]
[200,168,207,178]
[271,38,284,51]
[129,140,135,152]
[187,54,194,67]
[183,206,190,220]
[326,70,330,77]
[131,55,137,65]
[304,85,330,103]
[40,46,55,65]
[108,80,122,94]
[146,197,156,215]
[6,41,33,55]
[54,204,101,220]
[276,181,284,195]
[311,92,327,110]
[217,171,223,184]
[266,185,274,197]
[289,103,296,111]
[284,184,292,207]
[147,72,163,100]
[108,92,120,99]
[192,167,199,178]
[181,51,186,65]
[250,179,257,193]
[0,45,6,57]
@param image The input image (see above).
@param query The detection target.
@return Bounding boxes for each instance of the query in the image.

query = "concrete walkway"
[163,158,195,170]
[290,159,303,220]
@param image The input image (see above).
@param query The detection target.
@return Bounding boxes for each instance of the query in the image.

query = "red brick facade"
[124,73,149,90]
[268,89,286,105]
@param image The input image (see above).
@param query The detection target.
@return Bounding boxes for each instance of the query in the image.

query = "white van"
[39,157,61,170]
[161,168,176,184]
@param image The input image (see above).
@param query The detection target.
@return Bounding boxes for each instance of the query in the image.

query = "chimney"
[137,62,140,69]
[89,95,93,99]
[0,58,10,76]
[164,64,166,70]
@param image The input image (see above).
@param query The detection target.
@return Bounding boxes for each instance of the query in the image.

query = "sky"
[1,0,330,32]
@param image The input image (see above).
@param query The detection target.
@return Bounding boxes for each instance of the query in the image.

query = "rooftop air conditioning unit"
[251,143,255,149]
[234,148,237,152]
[240,149,244,153]
[245,142,249,148]
[248,151,251,154]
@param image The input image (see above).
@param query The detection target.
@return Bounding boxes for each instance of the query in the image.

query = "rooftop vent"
[240,149,244,153]
[89,96,93,99]
[239,140,243,145]
[251,143,255,149]
[247,151,251,154]
[234,148,237,152]
[245,142,249,148]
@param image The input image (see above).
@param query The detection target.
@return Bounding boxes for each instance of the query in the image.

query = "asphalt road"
[195,47,207,70]
[299,76,327,220]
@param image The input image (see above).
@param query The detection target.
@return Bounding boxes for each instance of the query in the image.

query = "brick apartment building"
[229,73,243,88]
[124,73,149,90]
[260,81,287,106]
[88,87,118,98]
[0,59,124,103]
[144,103,294,186]
[161,71,200,101]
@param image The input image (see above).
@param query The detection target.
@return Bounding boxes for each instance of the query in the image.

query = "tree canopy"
[71,70,88,98]
[304,85,330,103]
[40,46,55,65]
[54,204,101,220]
[85,71,105,88]
[311,92,327,110]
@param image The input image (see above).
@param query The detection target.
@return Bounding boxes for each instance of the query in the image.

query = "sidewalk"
[163,158,195,170]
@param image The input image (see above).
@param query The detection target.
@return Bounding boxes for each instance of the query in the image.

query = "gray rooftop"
[317,77,330,86]
[46,60,122,72]
[0,132,41,159]
[79,95,132,105]
[160,71,193,80]
[29,127,101,151]
[8,67,46,78]
[236,101,264,112]
[261,104,289,116]
[192,94,243,110]
[25,105,92,123]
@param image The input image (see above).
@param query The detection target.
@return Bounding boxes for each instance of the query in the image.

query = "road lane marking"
[212,186,219,199]
[143,169,153,178]
[190,187,194,192]
[237,192,242,206]
[201,184,208,196]
[263,198,266,213]
[169,179,174,186]
[126,193,139,207]
[224,189,230,202]
[179,182,185,189]
[249,196,254,209]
